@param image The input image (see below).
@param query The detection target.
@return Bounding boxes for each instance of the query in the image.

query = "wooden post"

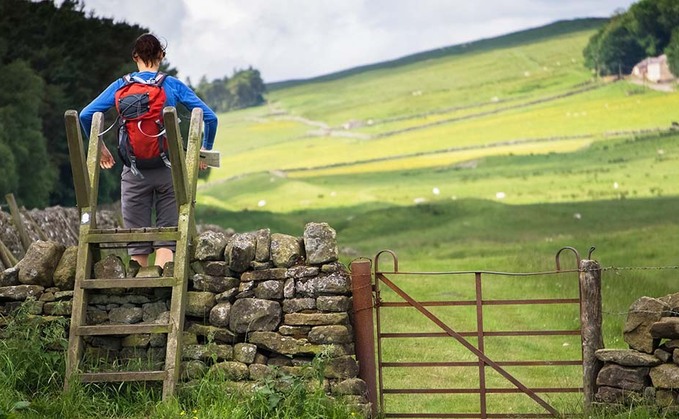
[64,110,91,210]
[184,108,203,205]
[163,107,189,209]
[579,259,603,409]
[0,239,18,268]
[161,106,202,399]
[86,112,104,225]
[350,259,378,417]
[64,110,102,391]
[5,193,31,253]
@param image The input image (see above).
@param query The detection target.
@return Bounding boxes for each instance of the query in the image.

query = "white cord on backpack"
[98,116,120,137]
[136,120,166,138]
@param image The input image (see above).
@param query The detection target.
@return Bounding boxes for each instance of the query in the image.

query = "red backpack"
[115,72,171,177]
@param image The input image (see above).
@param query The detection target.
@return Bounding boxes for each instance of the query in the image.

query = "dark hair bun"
[133,33,166,66]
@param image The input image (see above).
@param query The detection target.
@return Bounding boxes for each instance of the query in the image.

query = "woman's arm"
[171,79,219,150]
[79,79,123,138]
[79,79,122,169]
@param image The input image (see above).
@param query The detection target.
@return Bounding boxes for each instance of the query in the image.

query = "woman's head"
[132,33,166,67]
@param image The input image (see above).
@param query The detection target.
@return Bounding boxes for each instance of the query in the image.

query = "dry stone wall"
[0,206,120,265]
[0,221,369,413]
[595,292,679,411]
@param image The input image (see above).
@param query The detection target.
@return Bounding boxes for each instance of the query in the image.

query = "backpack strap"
[129,156,144,179]
[152,72,167,87]
[147,72,169,169]
[100,75,133,136]
[123,72,167,86]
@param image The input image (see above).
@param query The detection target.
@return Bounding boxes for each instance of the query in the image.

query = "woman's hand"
[199,147,208,171]
[99,140,115,169]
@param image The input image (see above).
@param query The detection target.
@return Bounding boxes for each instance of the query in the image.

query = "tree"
[666,28,679,76]
[196,76,233,112]
[0,60,56,207]
[583,14,646,76]
[582,0,679,77]
[194,68,266,112]
[0,0,154,206]
[227,68,266,110]
[629,0,679,55]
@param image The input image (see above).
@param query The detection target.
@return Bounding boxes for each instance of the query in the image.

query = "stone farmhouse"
[632,54,676,83]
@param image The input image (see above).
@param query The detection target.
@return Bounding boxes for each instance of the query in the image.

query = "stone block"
[16,240,65,287]
[624,297,669,353]
[303,222,338,265]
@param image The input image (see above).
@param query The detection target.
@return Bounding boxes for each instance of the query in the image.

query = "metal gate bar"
[377,273,561,417]
[373,249,590,418]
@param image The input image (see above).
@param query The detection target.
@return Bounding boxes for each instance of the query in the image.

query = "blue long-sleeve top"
[80,71,218,150]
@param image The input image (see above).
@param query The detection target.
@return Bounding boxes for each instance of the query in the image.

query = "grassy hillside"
[195,18,679,416]
[267,18,607,89]
[199,15,679,308]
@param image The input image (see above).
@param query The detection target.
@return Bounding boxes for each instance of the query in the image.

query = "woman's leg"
[121,167,154,266]
[131,254,150,266]
[153,167,178,268]
[155,247,174,268]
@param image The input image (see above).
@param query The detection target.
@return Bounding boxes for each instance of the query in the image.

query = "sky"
[78,0,638,84]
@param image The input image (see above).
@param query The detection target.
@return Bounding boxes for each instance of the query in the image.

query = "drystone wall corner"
[594,292,679,412]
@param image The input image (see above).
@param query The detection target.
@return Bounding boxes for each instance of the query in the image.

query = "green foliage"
[584,0,679,76]
[0,0,150,206]
[583,13,646,76]
[0,301,67,407]
[196,76,232,112]
[170,352,356,419]
[195,68,266,112]
[227,68,266,110]
[666,28,679,76]
[629,0,679,55]
[588,402,672,419]
[0,300,355,418]
[0,60,56,208]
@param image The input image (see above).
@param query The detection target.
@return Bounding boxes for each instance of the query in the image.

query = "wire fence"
[602,265,679,271]
[601,265,679,319]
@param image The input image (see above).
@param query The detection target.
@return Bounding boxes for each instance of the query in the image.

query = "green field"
[195,18,679,417]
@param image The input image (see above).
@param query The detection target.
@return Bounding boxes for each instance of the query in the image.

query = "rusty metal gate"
[350,247,603,418]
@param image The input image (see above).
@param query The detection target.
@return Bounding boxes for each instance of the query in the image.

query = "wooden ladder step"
[81,371,167,383]
[81,277,177,289]
[76,324,171,336]
[86,227,180,244]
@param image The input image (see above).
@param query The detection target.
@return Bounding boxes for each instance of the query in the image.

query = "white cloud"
[79,0,637,83]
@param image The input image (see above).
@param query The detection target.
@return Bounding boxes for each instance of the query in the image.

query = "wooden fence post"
[5,193,31,253]
[350,259,378,417]
[0,240,18,268]
[579,259,603,409]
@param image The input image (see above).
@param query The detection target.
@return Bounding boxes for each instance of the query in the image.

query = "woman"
[80,33,218,269]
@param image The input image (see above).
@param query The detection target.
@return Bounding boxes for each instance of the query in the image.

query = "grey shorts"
[121,166,177,255]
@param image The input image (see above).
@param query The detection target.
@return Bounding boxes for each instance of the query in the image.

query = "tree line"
[583,0,679,76]
[0,0,266,208]
[193,68,266,112]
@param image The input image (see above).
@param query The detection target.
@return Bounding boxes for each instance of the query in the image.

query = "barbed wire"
[602,265,679,272]
[598,265,679,317]
[602,309,679,317]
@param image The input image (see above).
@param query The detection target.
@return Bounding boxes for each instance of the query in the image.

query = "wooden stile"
[63,107,203,400]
